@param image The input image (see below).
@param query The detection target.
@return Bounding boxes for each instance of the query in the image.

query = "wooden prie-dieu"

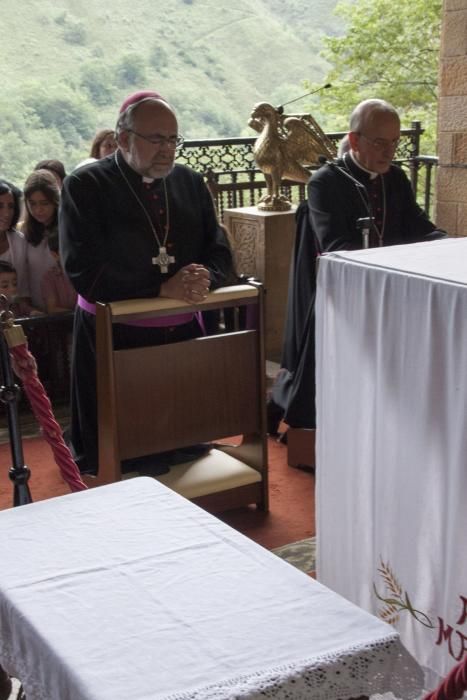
[84,283,269,514]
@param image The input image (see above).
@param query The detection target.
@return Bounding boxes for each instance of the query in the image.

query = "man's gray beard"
[144,162,174,179]
[121,150,175,179]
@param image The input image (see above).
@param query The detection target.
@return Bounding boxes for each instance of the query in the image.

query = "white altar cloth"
[0,478,422,700]
[315,237,467,692]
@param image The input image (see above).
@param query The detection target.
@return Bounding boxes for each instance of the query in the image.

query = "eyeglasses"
[127,129,184,150]
[358,133,400,151]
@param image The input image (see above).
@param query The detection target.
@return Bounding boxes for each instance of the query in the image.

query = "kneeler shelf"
[87,283,269,514]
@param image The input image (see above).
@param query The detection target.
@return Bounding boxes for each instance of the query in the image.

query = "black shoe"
[267,398,284,437]
[121,453,171,476]
[167,444,211,464]
[121,444,211,476]
[289,462,315,474]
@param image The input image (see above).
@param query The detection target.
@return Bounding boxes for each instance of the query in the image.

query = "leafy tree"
[178,48,197,68]
[305,0,442,151]
[81,62,116,106]
[149,45,169,71]
[177,104,243,138]
[21,83,95,145]
[117,54,146,87]
[54,11,67,26]
[62,20,87,45]
[0,99,68,184]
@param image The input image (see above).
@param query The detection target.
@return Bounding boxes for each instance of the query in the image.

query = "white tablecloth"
[315,237,467,692]
[0,478,422,700]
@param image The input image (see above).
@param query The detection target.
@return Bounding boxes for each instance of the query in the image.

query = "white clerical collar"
[349,150,379,180]
[142,176,155,184]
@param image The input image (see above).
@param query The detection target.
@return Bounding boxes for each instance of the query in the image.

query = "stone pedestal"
[287,428,315,470]
[223,206,296,361]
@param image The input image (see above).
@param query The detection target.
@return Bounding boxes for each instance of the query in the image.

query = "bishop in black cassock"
[272,99,446,434]
[60,92,233,474]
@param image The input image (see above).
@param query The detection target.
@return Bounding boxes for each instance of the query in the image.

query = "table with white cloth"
[315,237,467,693]
[0,477,422,700]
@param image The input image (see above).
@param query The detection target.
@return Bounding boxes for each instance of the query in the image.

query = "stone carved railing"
[178,121,435,220]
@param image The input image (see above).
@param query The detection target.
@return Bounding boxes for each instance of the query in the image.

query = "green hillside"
[0,0,343,184]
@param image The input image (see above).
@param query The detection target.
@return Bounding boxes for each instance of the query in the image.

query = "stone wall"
[437,0,467,236]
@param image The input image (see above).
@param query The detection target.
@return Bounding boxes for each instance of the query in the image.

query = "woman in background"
[89,129,117,159]
[21,169,59,311]
[0,179,30,302]
[34,159,67,190]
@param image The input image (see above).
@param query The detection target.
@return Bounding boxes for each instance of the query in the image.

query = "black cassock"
[272,155,446,430]
[60,151,233,474]
[309,153,446,252]
[272,201,318,429]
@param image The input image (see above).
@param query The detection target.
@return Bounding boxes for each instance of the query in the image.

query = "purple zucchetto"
[119,91,166,114]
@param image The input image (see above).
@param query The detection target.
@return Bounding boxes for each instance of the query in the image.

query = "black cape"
[272,201,317,429]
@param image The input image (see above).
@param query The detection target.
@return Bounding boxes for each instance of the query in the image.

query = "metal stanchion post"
[0,299,32,507]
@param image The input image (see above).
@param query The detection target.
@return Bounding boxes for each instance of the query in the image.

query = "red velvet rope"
[9,343,87,493]
[424,655,467,700]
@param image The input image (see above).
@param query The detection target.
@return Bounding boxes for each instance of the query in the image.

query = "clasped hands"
[160,263,211,304]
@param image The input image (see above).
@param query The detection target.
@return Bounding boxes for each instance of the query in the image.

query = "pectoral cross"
[152,246,175,273]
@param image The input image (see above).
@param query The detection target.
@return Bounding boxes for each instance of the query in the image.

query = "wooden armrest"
[101,284,259,324]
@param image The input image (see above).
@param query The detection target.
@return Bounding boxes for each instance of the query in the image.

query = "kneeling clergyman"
[60,90,233,475]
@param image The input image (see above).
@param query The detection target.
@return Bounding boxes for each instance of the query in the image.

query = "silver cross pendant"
[152,246,175,273]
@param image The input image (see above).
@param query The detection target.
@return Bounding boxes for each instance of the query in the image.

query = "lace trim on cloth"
[1,634,423,700]
[162,635,424,700]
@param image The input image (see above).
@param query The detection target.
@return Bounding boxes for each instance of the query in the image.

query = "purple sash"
[77,295,197,328]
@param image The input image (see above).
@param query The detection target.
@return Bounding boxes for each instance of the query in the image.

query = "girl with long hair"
[21,169,59,310]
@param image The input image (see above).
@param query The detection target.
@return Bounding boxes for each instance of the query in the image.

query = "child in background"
[0,260,38,317]
[40,232,77,314]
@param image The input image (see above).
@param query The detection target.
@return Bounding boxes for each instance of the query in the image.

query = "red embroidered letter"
[457,596,467,626]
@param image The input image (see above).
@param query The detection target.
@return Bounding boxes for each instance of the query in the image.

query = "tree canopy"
[305,0,442,151]
[0,0,337,186]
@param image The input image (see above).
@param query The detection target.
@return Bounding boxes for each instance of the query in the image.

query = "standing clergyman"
[269,98,447,442]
